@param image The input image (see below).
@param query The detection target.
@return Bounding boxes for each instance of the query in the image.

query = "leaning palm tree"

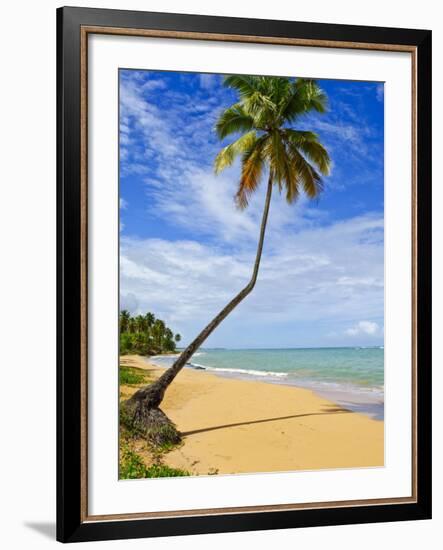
[123,75,330,445]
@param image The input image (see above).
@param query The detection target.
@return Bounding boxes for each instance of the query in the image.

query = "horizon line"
[175,345,384,351]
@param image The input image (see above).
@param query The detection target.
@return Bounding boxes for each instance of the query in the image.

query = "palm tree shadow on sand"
[181,405,350,437]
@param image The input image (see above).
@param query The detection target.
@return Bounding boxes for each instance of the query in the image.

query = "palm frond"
[284,130,331,175]
[268,130,287,188]
[278,145,299,203]
[281,149,300,203]
[235,137,267,209]
[223,75,261,100]
[295,79,328,114]
[279,93,306,124]
[244,91,276,120]
[270,77,292,106]
[214,131,258,174]
[278,79,328,125]
[289,146,324,199]
[215,74,330,209]
[215,103,255,139]
[306,90,328,114]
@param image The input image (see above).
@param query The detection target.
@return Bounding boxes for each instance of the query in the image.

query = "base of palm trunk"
[122,394,181,448]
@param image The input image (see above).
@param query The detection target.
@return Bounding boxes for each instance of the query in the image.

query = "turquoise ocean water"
[148,347,384,420]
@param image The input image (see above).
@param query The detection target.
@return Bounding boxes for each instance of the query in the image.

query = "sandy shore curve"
[120,355,384,476]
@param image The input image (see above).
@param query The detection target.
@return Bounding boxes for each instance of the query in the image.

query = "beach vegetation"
[120,310,181,356]
[119,365,151,386]
[119,444,190,479]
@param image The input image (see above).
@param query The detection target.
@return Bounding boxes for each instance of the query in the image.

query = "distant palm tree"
[135,315,146,333]
[145,312,155,329]
[174,334,181,344]
[134,332,147,354]
[125,75,330,443]
[128,318,137,334]
[152,319,166,349]
[163,328,175,351]
[120,310,130,333]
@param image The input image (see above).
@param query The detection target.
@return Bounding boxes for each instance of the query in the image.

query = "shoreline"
[146,353,384,421]
[121,354,384,476]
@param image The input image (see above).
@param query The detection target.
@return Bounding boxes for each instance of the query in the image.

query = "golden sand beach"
[120,355,384,476]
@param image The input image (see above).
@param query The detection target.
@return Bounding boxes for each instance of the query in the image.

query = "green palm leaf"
[284,129,331,175]
[235,136,268,209]
[215,74,330,207]
[295,78,328,113]
[289,146,324,199]
[223,75,261,99]
[215,103,255,139]
[214,131,258,173]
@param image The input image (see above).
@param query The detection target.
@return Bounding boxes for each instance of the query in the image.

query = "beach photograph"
[118,69,384,479]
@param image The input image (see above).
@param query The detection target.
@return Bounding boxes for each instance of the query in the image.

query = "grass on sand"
[119,362,195,479]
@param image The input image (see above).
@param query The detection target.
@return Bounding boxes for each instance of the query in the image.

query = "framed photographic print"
[57,6,432,543]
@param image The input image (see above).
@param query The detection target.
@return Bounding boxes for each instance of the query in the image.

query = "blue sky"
[119,69,384,348]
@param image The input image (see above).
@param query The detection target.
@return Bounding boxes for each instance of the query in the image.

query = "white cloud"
[119,198,127,209]
[141,79,167,92]
[119,73,364,243]
[146,165,258,242]
[306,118,371,157]
[118,71,384,346]
[120,74,221,170]
[345,320,379,336]
[120,213,384,343]
[120,77,182,169]
[376,83,384,102]
[120,292,139,312]
[199,73,218,90]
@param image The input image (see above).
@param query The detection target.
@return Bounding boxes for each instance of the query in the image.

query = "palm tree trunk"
[124,173,273,443]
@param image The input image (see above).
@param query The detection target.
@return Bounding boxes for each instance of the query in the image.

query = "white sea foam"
[191,364,288,378]
[149,354,180,360]
[147,349,384,419]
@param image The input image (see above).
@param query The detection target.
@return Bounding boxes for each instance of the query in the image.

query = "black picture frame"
[57,6,432,543]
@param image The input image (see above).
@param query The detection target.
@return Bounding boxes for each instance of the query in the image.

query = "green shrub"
[119,446,149,479]
[144,463,190,478]
[119,365,149,386]
[119,445,190,479]
[120,332,135,354]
